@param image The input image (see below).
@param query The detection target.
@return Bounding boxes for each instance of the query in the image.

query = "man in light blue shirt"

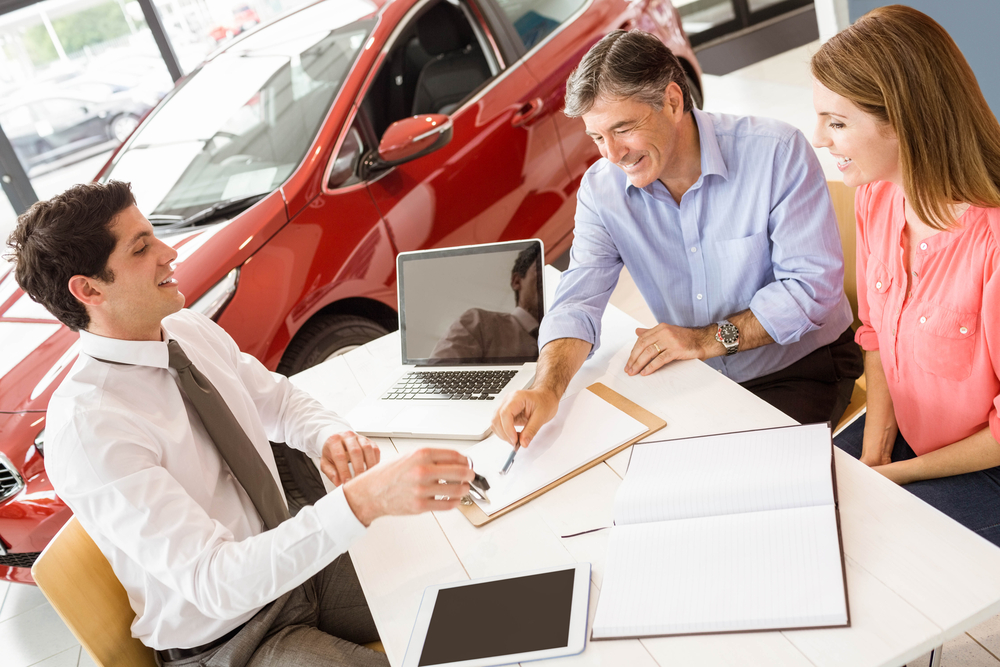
[492,30,862,447]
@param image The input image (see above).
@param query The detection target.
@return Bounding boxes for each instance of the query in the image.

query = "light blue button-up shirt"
[539,108,853,383]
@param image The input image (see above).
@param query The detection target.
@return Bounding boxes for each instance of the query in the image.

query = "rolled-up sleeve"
[537,174,624,356]
[749,130,847,345]
[852,184,880,351]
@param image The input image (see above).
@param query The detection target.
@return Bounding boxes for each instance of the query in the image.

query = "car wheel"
[109,113,140,143]
[686,73,704,110]
[273,314,390,514]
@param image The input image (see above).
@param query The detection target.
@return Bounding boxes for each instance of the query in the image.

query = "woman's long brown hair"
[812,5,1000,229]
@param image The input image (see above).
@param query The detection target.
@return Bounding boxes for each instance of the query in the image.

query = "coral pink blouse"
[855,181,1000,455]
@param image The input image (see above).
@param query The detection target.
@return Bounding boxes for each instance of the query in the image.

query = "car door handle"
[512,98,544,127]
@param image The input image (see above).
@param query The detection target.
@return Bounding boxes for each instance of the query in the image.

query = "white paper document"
[592,423,849,639]
[466,389,647,516]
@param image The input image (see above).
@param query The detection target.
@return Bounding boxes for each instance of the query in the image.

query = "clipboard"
[458,382,666,526]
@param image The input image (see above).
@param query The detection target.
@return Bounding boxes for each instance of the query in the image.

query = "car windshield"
[102,0,377,219]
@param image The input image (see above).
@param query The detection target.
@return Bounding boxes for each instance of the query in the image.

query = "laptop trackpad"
[388,405,481,436]
[387,406,443,434]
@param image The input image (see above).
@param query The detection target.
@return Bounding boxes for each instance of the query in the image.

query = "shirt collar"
[623,108,729,196]
[79,327,171,369]
[510,306,539,333]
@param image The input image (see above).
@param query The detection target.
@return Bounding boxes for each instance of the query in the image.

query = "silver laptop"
[346,239,544,440]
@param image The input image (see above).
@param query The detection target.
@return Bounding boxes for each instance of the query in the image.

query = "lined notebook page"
[614,423,834,526]
[592,504,847,638]
[466,388,647,516]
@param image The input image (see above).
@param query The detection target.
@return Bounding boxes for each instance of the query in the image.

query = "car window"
[102,0,377,219]
[361,0,499,140]
[493,0,587,50]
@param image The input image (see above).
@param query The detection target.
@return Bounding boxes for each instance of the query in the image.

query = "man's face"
[512,260,540,322]
[582,88,684,189]
[92,205,185,339]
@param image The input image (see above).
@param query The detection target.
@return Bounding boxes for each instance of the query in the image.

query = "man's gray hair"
[564,30,692,118]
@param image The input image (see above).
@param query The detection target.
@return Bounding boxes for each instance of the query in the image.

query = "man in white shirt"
[8,181,474,666]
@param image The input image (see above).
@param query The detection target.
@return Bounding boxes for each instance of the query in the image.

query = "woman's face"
[812,80,902,188]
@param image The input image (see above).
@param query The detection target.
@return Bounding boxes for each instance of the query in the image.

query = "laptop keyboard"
[381,370,519,401]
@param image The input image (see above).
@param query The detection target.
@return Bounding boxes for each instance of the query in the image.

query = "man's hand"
[626,323,715,376]
[342,448,474,526]
[320,431,380,487]
[492,387,560,449]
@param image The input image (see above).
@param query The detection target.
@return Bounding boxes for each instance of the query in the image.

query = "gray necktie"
[167,339,291,530]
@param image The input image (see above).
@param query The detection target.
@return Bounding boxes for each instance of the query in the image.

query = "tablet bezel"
[401,562,591,667]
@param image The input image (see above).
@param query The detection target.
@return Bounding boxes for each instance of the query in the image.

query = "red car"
[0,0,700,584]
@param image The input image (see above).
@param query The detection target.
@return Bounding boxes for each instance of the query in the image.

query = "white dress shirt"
[45,309,366,650]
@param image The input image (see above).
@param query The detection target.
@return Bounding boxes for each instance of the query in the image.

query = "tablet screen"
[418,568,576,666]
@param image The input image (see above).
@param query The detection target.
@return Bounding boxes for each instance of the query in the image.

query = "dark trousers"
[835,415,1000,548]
[739,327,863,426]
[157,554,389,667]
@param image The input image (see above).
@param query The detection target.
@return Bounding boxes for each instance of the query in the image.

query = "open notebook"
[592,422,849,639]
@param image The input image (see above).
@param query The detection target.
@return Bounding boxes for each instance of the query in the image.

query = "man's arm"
[50,412,471,619]
[626,308,774,376]
[491,337,591,447]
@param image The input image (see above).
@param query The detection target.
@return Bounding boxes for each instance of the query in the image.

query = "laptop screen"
[398,240,544,366]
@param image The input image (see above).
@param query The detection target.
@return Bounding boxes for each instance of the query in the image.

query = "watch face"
[719,323,739,346]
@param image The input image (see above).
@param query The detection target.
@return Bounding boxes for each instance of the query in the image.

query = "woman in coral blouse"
[813,5,1000,546]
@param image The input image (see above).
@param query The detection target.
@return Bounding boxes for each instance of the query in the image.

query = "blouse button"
[920,242,928,250]
[919,316,927,323]
[960,326,968,334]
[875,281,882,289]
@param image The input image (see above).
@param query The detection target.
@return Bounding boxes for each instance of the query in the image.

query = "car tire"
[686,73,704,110]
[273,314,390,514]
[109,113,140,143]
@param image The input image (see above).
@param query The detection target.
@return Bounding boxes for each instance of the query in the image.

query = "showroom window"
[0,0,174,247]
[677,0,812,46]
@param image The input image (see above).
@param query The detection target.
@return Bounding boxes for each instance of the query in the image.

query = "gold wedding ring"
[653,342,661,354]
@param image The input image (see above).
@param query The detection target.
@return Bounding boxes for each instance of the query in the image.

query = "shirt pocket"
[911,301,978,381]
[864,258,892,332]
[715,231,771,304]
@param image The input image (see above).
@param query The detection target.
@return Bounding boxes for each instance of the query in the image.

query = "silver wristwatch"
[715,319,740,356]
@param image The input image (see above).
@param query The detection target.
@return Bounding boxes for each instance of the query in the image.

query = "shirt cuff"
[304,419,355,460]
[538,310,600,357]
[855,325,879,352]
[315,485,367,544]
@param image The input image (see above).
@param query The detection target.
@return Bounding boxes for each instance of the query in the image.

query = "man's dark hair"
[511,243,541,305]
[6,181,135,331]
[564,30,692,118]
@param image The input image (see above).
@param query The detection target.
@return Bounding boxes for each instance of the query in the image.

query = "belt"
[156,622,248,663]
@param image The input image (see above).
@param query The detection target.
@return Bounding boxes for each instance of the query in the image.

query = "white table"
[291,277,1000,667]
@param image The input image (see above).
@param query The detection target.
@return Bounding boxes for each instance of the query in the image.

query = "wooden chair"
[828,180,868,433]
[31,516,157,667]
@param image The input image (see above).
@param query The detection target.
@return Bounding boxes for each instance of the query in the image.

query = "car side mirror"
[376,114,452,167]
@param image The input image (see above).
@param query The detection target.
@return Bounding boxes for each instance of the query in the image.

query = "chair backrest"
[828,180,861,329]
[31,516,157,667]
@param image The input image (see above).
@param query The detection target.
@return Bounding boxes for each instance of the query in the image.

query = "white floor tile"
[77,647,98,667]
[0,582,49,622]
[939,633,1000,666]
[0,578,11,613]
[0,600,80,667]
[968,613,1000,659]
[28,646,81,667]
